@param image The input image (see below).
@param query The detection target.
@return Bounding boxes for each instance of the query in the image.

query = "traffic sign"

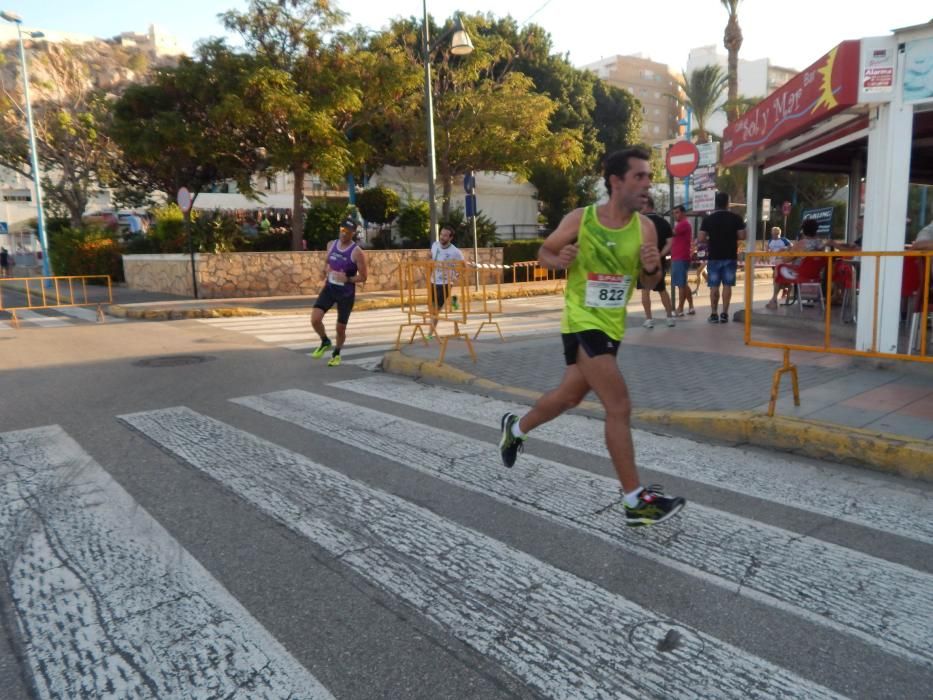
[782,200,792,216]
[463,173,475,193]
[761,198,771,220]
[693,189,715,212]
[177,187,193,213]
[666,141,700,178]
[696,141,719,167]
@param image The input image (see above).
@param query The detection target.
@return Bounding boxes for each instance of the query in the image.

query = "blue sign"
[463,173,475,193]
[0,221,7,233]
[465,193,477,218]
[800,206,834,236]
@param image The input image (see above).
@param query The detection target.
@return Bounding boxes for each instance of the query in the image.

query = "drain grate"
[133,355,215,368]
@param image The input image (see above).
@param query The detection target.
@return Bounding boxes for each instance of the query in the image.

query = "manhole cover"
[133,355,215,367]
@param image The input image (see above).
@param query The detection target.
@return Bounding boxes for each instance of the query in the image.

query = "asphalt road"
[0,315,931,699]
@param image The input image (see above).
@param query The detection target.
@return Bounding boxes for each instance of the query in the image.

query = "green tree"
[721,0,744,124]
[220,0,359,251]
[592,80,642,155]
[110,45,261,206]
[356,186,400,227]
[374,14,584,219]
[0,45,121,226]
[678,66,727,141]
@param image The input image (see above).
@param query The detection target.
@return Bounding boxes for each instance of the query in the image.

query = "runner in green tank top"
[499,148,685,527]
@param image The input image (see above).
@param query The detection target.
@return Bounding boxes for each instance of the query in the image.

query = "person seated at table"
[766,218,826,309]
[912,221,933,250]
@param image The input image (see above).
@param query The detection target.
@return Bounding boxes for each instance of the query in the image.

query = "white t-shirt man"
[430,228,464,284]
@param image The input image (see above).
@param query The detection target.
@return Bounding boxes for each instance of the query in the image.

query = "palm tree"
[721,0,743,124]
[678,66,728,142]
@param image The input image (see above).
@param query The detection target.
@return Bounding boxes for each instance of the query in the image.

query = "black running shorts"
[561,330,621,365]
[313,285,355,325]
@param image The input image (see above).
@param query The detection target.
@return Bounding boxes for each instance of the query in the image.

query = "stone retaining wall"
[122,248,504,298]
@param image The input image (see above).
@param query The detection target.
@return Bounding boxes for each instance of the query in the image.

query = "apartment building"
[581,54,683,144]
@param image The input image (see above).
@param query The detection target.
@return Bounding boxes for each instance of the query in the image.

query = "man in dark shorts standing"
[637,196,675,328]
[497,148,685,527]
[310,217,368,367]
[698,192,746,323]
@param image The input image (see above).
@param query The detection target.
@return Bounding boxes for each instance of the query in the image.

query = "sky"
[3,0,929,73]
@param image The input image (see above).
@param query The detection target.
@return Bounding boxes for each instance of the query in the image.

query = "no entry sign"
[666,141,700,178]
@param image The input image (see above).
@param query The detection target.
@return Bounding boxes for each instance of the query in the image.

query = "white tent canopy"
[191,192,297,211]
[367,166,539,230]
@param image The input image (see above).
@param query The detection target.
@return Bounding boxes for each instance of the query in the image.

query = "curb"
[108,305,270,320]
[381,350,933,482]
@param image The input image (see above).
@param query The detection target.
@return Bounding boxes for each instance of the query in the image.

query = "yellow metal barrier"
[396,260,508,364]
[509,260,564,295]
[744,250,932,416]
[0,275,113,328]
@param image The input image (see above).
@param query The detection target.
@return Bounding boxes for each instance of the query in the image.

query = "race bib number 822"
[585,273,632,308]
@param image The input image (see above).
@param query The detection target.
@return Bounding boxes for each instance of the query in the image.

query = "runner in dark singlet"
[310,217,368,367]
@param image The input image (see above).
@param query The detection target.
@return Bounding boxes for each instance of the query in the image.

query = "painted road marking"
[13,309,71,327]
[334,375,933,547]
[197,305,564,351]
[235,388,933,668]
[57,306,125,323]
[119,406,843,700]
[0,425,333,700]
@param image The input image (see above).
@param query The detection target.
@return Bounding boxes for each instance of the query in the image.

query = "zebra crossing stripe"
[12,309,71,326]
[334,375,933,547]
[0,425,333,700]
[232,388,933,668]
[56,306,125,323]
[118,406,843,700]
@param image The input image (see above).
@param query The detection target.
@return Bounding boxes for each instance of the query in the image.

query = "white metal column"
[857,46,913,354]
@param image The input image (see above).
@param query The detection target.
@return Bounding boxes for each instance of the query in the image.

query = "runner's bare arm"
[538,208,584,270]
[322,241,334,281]
[639,215,662,285]
[350,248,368,284]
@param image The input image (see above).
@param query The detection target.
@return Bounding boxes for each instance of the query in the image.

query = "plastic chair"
[834,260,858,323]
[791,256,828,312]
[902,257,925,353]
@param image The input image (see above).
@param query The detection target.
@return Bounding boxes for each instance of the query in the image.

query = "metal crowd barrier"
[744,250,932,416]
[509,261,565,294]
[396,260,507,364]
[0,275,113,328]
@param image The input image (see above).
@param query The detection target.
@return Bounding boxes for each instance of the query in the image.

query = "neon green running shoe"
[623,485,685,527]
[311,341,332,358]
[327,354,342,367]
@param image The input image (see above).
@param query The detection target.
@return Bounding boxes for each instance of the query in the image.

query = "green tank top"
[560,204,643,340]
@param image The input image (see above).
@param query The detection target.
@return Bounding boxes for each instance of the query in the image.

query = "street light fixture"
[1,10,51,278]
[422,3,473,242]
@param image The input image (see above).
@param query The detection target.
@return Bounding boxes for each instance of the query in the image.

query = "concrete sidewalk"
[382,314,933,482]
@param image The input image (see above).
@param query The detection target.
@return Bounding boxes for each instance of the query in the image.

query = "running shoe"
[624,485,686,527]
[327,354,341,367]
[642,319,654,329]
[708,313,719,324]
[666,316,675,327]
[499,413,524,468]
[719,312,729,323]
[311,341,332,358]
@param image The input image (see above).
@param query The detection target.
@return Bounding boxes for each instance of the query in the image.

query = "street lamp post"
[422,2,473,242]
[1,11,51,278]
